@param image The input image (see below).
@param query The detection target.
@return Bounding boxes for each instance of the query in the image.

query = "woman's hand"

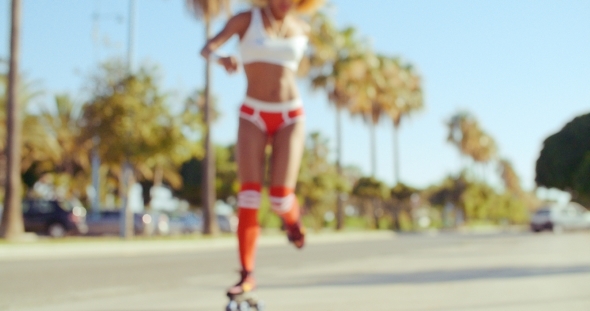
[217,56,239,74]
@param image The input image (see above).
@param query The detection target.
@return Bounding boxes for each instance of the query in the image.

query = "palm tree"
[0,80,61,179]
[499,158,522,195]
[0,0,24,240]
[447,111,498,181]
[380,58,424,185]
[344,52,382,178]
[39,95,89,175]
[33,95,91,199]
[308,14,364,229]
[185,0,231,235]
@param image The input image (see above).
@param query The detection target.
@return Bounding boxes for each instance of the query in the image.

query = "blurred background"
[0,0,589,239]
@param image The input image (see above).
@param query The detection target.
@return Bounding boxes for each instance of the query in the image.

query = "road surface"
[1,230,589,311]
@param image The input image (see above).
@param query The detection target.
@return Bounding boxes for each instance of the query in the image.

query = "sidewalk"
[0,229,395,261]
[0,224,530,262]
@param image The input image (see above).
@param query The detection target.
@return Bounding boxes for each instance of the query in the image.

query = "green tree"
[214,144,238,202]
[426,174,529,226]
[307,14,363,229]
[177,157,201,208]
[460,182,528,225]
[185,0,231,235]
[176,144,238,209]
[137,89,205,194]
[30,94,90,198]
[297,132,348,230]
[352,176,389,229]
[78,60,201,207]
[572,155,590,205]
[389,182,420,231]
[0,79,61,183]
[427,174,467,207]
[175,90,229,210]
[535,112,590,207]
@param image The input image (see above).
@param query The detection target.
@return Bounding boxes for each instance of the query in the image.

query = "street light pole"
[120,0,137,239]
[127,0,136,73]
[90,2,124,219]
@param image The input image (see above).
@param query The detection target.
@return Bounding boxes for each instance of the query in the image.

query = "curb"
[0,230,394,261]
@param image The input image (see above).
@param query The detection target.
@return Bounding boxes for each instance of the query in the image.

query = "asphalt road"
[2,231,590,311]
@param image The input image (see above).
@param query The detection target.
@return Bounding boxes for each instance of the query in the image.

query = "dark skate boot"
[285,221,305,249]
[226,271,264,311]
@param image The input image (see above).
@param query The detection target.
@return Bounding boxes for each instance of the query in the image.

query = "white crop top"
[239,8,308,72]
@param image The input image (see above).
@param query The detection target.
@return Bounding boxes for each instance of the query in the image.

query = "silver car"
[530,202,590,233]
[86,210,169,236]
[168,212,237,234]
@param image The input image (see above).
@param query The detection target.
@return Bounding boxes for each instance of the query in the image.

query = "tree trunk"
[335,107,344,230]
[153,165,163,187]
[119,162,134,239]
[393,123,400,185]
[202,19,217,235]
[370,120,376,177]
[91,140,100,216]
[391,200,401,231]
[0,0,24,240]
[372,198,380,230]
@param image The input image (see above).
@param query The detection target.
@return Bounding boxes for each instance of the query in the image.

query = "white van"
[530,202,590,233]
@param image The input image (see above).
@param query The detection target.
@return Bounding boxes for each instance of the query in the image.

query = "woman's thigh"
[269,120,305,188]
[237,118,268,184]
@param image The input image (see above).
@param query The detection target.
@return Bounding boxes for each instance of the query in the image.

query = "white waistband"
[243,96,303,112]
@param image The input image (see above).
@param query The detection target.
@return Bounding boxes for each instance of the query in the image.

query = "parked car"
[168,212,202,235]
[86,210,170,236]
[530,202,590,233]
[217,214,238,233]
[167,212,237,234]
[21,199,88,238]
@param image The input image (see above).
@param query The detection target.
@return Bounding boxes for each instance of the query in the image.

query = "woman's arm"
[200,12,249,73]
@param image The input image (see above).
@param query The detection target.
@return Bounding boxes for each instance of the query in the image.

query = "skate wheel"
[226,300,238,311]
[255,300,265,311]
[238,301,250,311]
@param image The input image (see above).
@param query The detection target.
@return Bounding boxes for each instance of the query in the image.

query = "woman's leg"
[269,120,306,246]
[230,118,267,293]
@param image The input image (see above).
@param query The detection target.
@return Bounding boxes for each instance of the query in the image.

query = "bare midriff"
[244,62,299,103]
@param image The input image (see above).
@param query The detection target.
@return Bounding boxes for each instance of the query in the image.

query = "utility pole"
[120,0,137,239]
[127,0,136,74]
[90,1,124,218]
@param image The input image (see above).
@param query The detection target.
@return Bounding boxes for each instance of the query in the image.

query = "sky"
[1,0,589,200]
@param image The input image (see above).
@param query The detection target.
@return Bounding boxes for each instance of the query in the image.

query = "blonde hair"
[250,0,325,14]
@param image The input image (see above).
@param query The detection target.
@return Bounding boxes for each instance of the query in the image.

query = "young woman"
[200,0,324,296]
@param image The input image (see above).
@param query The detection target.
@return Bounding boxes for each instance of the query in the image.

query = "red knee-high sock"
[237,183,261,272]
[269,186,300,225]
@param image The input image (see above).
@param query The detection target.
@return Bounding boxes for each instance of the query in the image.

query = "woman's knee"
[269,186,300,224]
[269,186,296,214]
[237,183,262,226]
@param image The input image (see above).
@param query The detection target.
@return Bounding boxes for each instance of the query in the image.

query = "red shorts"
[239,97,305,136]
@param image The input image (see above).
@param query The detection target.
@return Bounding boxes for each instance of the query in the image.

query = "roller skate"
[285,221,305,249]
[225,270,264,311]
